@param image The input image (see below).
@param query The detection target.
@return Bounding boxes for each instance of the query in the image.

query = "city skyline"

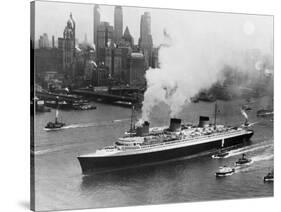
[35,1,273,54]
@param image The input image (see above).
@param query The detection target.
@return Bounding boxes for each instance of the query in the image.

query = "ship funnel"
[136,121,150,136]
[198,116,209,127]
[169,118,182,131]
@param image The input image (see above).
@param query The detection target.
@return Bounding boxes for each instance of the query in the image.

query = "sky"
[34,0,273,53]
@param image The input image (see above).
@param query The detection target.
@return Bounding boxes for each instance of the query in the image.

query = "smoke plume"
[141,13,273,121]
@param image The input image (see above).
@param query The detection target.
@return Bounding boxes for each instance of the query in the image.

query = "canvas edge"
[30,1,35,211]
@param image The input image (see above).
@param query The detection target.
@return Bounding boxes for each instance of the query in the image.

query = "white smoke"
[240,108,248,120]
[141,14,273,121]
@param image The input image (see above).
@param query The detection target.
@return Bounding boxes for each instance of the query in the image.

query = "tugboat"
[235,153,252,166]
[215,166,235,177]
[264,170,274,182]
[212,148,229,159]
[44,97,66,131]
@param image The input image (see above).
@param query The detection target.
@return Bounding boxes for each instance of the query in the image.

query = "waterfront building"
[112,48,122,81]
[119,47,131,83]
[84,49,96,86]
[92,65,109,86]
[138,12,153,68]
[114,6,123,44]
[105,47,113,76]
[34,48,62,75]
[103,45,131,85]
[128,52,146,87]
[75,47,86,79]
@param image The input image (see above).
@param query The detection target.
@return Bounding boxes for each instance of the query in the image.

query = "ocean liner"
[78,107,254,173]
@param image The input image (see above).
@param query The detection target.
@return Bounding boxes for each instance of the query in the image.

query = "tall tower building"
[93,5,100,48]
[58,13,76,77]
[97,22,114,63]
[122,26,134,47]
[39,33,50,48]
[138,12,153,67]
[139,12,151,42]
[114,6,123,44]
[129,52,146,86]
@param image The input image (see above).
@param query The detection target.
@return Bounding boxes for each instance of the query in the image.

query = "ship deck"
[79,129,253,158]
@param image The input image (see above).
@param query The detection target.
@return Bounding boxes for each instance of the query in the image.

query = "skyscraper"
[114,6,123,44]
[52,35,55,48]
[122,26,134,47]
[58,13,76,77]
[139,12,151,42]
[96,22,114,62]
[128,52,146,86]
[93,5,100,48]
[38,33,50,48]
[138,12,153,67]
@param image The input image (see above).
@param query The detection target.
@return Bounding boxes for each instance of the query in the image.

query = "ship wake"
[234,152,273,173]
[224,141,273,158]
[44,118,130,131]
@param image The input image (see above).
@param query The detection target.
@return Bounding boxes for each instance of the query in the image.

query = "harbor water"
[33,97,273,211]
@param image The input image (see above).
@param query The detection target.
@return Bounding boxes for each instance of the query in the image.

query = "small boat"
[215,166,235,177]
[45,121,65,131]
[256,109,273,117]
[212,148,229,159]
[264,170,274,182]
[235,153,252,166]
[44,99,66,131]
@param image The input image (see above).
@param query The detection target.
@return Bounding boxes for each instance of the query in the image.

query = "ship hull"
[78,131,253,174]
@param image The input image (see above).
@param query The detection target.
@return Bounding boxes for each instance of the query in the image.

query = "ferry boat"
[77,105,254,173]
[215,166,235,177]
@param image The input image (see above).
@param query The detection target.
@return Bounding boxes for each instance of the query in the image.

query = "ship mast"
[55,96,59,123]
[130,105,135,134]
[214,101,217,129]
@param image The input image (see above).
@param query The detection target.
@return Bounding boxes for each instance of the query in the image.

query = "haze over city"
[35,1,273,51]
[34,0,273,121]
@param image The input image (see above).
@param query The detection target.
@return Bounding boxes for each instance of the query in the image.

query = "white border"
[0,0,279,212]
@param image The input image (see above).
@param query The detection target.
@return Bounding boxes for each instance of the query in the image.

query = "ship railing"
[139,129,247,149]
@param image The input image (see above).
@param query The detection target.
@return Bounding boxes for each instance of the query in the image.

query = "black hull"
[78,131,253,174]
[235,160,252,165]
[45,122,65,130]
[264,177,273,182]
[216,169,235,177]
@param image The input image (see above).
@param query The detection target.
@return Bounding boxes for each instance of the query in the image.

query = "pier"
[71,88,143,104]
